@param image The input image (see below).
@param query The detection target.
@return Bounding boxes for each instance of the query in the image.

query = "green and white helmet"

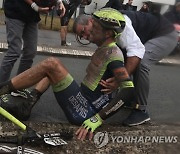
[92,8,126,36]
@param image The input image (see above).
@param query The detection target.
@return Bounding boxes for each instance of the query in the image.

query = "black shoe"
[0,91,37,121]
[0,94,9,103]
[11,89,31,98]
[123,109,150,126]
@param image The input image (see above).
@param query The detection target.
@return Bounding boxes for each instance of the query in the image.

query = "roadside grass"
[0,9,74,32]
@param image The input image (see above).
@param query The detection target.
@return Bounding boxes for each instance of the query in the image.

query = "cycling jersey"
[52,42,125,125]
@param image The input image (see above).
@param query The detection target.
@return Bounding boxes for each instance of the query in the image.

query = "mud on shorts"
[52,74,96,125]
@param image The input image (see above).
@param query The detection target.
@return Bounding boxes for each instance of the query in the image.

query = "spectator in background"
[123,0,137,11]
[0,0,65,98]
[58,0,91,46]
[139,2,149,13]
[164,2,180,25]
[103,0,124,10]
[164,2,180,55]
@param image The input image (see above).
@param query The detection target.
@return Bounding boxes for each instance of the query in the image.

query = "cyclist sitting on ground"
[73,8,178,126]
[0,9,134,140]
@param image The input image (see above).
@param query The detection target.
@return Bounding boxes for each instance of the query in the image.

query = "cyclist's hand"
[99,77,119,94]
[75,114,103,141]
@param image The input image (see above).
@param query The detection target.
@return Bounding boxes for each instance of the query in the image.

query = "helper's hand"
[75,114,103,141]
[99,77,119,94]
[174,24,180,31]
[57,2,66,17]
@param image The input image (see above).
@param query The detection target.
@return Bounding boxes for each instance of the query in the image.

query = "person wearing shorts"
[58,0,91,46]
[58,0,81,46]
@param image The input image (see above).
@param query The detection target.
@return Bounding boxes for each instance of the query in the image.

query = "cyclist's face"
[76,19,93,40]
[89,20,106,46]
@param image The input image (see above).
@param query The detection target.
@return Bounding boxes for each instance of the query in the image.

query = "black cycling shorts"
[60,2,80,26]
[61,14,70,26]
[52,75,112,125]
[52,75,96,125]
[60,3,71,26]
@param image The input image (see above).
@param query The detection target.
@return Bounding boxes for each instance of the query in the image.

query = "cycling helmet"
[92,8,126,36]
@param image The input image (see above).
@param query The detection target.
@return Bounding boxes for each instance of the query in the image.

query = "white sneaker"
[61,42,71,46]
[66,42,71,46]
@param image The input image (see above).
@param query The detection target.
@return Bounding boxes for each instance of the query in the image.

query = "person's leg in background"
[10,22,38,97]
[60,25,71,46]
[0,17,24,83]
[17,22,38,75]
[123,30,178,126]
[59,2,79,46]
[60,11,71,46]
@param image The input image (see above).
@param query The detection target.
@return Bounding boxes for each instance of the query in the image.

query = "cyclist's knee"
[42,57,63,71]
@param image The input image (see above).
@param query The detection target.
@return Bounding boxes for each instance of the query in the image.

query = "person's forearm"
[125,56,141,75]
[98,80,134,120]
[24,0,34,5]
[24,0,62,5]
[24,0,39,12]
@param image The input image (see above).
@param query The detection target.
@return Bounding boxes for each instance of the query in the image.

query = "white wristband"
[57,0,62,4]
[31,2,39,12]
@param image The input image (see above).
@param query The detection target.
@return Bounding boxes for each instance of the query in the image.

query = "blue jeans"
[0,17,38,83]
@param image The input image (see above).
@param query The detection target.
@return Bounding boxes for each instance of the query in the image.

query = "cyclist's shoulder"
[100,43,124,57]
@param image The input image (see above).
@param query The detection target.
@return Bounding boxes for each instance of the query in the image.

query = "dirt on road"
[0,121,180,154]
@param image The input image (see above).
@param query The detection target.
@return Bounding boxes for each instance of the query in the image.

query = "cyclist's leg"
[0,57,69,95]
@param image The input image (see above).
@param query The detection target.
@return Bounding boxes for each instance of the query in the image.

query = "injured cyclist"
[0,9,134,141]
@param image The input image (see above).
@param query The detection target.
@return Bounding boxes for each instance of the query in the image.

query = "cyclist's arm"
[98,66,134,120]
[100,15,144,92]
[76,62,134,140]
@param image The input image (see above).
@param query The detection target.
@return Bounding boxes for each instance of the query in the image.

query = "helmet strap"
[114,31,121,38]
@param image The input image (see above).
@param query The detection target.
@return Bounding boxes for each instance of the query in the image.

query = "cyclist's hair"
[73,14,91,33]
